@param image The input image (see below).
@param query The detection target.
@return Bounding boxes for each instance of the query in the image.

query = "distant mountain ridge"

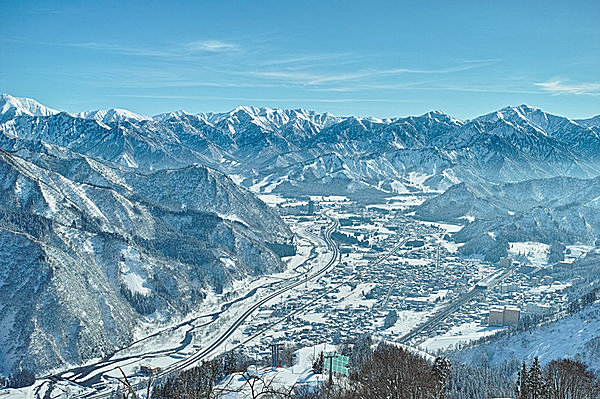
[2,94,599,198]
[0,94,59,123]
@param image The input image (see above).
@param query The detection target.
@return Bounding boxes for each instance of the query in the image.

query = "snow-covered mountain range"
[2,93,600,250]
[2,94,599,197]
[0,93,599,376]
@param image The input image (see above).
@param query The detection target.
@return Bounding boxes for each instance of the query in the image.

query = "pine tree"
[516,361,529,399]
[312,351,324,374]
[527,357,545,399]
[432,357,451,398]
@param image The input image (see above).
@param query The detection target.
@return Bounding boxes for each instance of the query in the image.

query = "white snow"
[453,301,600,374]
[421,322,504,352]
[119,247,151,295]
[257,194,287,206]
[509,242,550,267]
[76,108,150,123]
[0,94,59,118]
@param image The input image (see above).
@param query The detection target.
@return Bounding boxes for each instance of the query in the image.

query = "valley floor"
[5,192,597,399]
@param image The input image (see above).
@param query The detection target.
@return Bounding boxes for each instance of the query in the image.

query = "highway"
[46,216,512,397]
[76,218,410,398]
[53,220,416,398]
[75,218,340,398]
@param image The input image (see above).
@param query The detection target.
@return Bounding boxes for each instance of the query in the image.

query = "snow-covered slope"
[576,114,600,128]
[416,176,600,245]
[0,94,59,122]
[0,148,292,376]
[451,300,600,374]
[76,108,150,123]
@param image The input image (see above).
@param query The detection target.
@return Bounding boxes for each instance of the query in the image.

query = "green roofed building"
[324,353,349,375]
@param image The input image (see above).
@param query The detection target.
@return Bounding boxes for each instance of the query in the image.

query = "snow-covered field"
[420,322,505,353]
[508,242,550,267]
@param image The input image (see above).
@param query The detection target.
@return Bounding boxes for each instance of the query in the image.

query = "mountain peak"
[475,104,547,125]
[0,94,59,121]
[417,110,463,125]
[230,105,262,115]
[418,110,447,118]
[77,108,150,123]
[152,110,192,121]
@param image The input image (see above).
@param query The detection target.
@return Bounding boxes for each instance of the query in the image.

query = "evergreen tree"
[312,351,324,374]
[348,334,373,371]
[516,362,529,399]
[432,356,451,398]
[527,357,545,399]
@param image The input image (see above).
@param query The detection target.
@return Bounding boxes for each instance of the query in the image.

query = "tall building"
[489,305,521,326]
[488,307,505,326]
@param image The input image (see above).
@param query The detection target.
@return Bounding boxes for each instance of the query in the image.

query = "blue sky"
[1,0,599,119]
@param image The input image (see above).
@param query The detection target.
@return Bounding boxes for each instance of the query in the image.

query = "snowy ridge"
[76,108,151,123]
[0,94,59,122]
[1,95,599,199]
[576,114,600,128]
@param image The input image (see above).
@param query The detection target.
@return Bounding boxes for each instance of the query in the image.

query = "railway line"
[398,264,519,344]
[76,219,340,398]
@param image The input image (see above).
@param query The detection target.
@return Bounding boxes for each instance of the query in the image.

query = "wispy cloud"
[2,37,238,58]
[254,52,365,68]
[309,83,541,95]
[71,40,238,57]
[107,93,413,104]
[26,8,66,15]
[239,60,495,86]
[65,42,175,57]
[181,40,237,52]
[535,79,600,96]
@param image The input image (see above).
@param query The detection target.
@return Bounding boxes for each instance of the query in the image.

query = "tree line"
[516,357,600,399]
[144,336,600,399]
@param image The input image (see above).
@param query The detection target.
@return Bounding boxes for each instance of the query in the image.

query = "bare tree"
[344,342,445,399]
[544,359,600,399]
[116,367,152,399]
[216,367,297,399]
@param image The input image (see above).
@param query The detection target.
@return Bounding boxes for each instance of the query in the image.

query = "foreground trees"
[146,341,599,399]
[332,342,450,399]
[516,358,600,399]
[152,351,252,399]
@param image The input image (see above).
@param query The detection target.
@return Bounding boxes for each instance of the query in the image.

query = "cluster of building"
[238,197,499,357]
[483,257,570,327]
[234,195,578,362]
